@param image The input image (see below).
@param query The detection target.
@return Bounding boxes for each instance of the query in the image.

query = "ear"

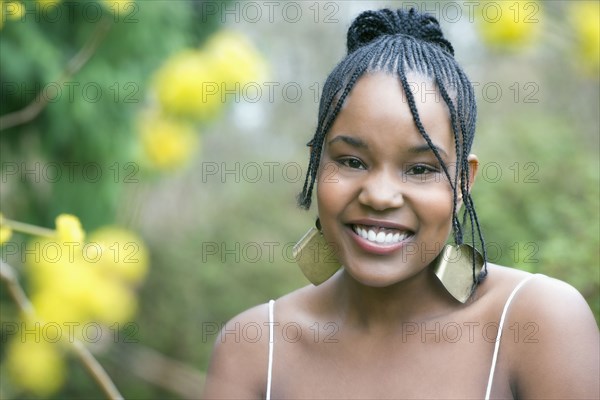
[466,154,479,189]
[457,154,479,208]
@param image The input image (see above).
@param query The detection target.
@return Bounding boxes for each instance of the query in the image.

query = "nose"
[357,168,404,211]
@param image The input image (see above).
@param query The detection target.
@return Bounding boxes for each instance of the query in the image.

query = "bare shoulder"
[485,264,599,399]
[498,266,598,333]
[476,264,596,319]
[203,283,321,399]
[202,302,271,399]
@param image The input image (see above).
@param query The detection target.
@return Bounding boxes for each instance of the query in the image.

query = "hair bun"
[346,8,454,56]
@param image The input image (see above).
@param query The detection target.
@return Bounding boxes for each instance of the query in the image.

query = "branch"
[3,218,56,238]
[71,340,124,400]
[0,261,124,400]
[111,343,207,399]
[0,17,112,132]
[0,261,35,316]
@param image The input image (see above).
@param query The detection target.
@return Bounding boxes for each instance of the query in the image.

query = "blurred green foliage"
[1,1,231,398]
[1,0,225,230]
[474,112,599,316]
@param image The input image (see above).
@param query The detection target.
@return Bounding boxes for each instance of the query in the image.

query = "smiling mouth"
[351,224,413,245]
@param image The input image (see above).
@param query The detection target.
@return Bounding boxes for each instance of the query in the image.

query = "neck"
[329,267,458,332]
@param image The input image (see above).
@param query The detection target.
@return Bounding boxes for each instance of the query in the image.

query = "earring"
[293,219,341,285]
[432,244,484,303]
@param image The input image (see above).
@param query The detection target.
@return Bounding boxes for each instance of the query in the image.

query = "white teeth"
[368,230,377,241]
[353,225,410,245]
[359,227,368,240]
[385,233,393,243]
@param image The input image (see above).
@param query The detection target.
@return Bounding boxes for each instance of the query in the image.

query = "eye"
[338,157,366,170]
[406,164,438,175]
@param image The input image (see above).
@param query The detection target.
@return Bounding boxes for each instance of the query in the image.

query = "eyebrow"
[407,143,449,158]
[328,135,368,149]
[328,135,449,158]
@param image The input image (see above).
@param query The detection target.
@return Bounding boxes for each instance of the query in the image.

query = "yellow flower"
[6,333,65,396]
[35,0,62,8]
[477,0,541,50]
[569,1,600,76]
[204,29,269,87]
[87,278,137,324]
[4,1,24,18]
[31,289,88,327]
[0,213,12,245]
[36,0,62,6]
[139,113,199,170]
[0,1,25,29]
[101,0,134,9]
[32,256,138,326]
[25,237,75,292]
[87,226,149,284]
[27,232,143,325]
[153,50,225,121]
[0,224,11,244]
[55,213,85,244]
[27,238,100,324]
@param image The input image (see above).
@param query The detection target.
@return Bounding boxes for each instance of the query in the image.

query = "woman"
[203,8,599,399]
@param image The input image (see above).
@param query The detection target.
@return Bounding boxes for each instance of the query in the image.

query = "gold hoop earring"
[432,244,484,303]
[293,219,341,285]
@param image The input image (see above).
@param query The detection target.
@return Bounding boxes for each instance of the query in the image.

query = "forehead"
[328,71,454,156]
[340,71,448,117]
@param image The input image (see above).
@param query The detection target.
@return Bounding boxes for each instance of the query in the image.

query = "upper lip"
[347,218,413,232]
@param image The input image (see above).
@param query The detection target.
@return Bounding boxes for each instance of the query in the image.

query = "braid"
[431,66,463,243]
[298,7,488,286]
[396,44,455,197]
[299,42,378,208]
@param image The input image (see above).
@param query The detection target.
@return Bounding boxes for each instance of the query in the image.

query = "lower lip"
[346,225,411,255]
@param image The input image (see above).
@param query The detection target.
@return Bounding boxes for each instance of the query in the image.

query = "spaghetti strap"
[484,274,537,399]
[266,299,275,400]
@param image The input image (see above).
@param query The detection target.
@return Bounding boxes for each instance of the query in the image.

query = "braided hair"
[297,8,488,285]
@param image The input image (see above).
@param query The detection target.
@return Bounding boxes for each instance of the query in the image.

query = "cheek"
[317,161,340,187]
[410,184,455,227]
[316,162,345,215]
[315,162,363,231]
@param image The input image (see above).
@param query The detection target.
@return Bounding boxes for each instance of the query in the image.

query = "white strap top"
[484,274,536,399]
[266,299,275,400]
[265,274,536,400]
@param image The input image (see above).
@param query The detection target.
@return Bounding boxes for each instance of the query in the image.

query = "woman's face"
[316,72,476,287]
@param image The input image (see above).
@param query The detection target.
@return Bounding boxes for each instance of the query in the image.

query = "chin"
[342,262,421,288]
